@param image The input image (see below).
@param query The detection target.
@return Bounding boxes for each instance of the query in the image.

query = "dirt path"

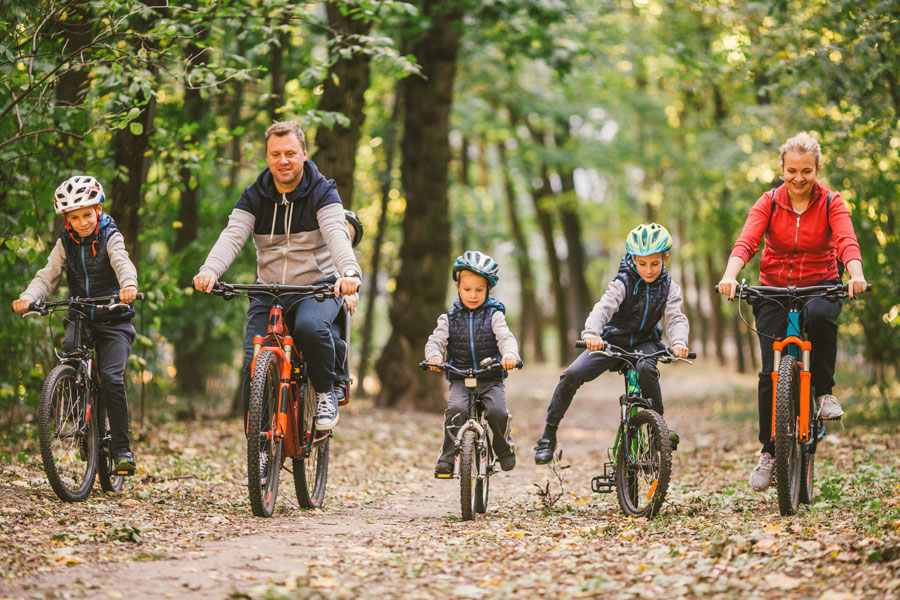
[3,362,899,599]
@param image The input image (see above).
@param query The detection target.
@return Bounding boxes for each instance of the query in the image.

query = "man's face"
[65,205,100,237]
[456,270,488,309]
[633,252,667,283]
[266,133,307,191]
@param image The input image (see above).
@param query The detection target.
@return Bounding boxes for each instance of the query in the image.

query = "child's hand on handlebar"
[426,356,442,372]
[119,286,138,303]
[501,356,518,370]
[672,344,690,359]
[583,335,604,351]
[12,298,30,314]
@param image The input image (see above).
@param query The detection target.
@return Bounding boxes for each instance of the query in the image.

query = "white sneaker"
[316,389,339,430]
[816,394,844,420]
[749,452,775,491]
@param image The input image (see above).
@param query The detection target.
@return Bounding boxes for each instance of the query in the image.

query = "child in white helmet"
[13,176,140,472]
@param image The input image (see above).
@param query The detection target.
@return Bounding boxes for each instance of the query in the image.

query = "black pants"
[64,320,136,454]
[545,340,665,426]
[752,286,843,454]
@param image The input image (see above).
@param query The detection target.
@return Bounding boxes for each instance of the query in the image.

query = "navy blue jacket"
[602,256,670,347]
[446,297,505,381]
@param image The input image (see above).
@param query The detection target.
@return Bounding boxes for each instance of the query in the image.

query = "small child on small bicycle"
[425,251,521,476]
[12,176,140,473]
[534,223,690,464]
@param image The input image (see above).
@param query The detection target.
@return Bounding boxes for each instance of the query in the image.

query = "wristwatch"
[342,268,361,280]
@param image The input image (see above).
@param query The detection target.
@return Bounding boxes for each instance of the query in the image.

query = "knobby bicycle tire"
[775,355,802,515]
[615,409,672,517]
[799,388,818,505]
[459,430,477,521]
[96,386,124,493]
[39,364,98,502]
[474,429,491,514]
[247,350,283,517]
[294,380,330,508]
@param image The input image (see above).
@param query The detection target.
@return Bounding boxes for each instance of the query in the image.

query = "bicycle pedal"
[115,469,134,476]
[591,475,615,494]
[434,472,454,479]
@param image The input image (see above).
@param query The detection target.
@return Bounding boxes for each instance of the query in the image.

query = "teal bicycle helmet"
[452,250,499,288]
[625,223,673,256]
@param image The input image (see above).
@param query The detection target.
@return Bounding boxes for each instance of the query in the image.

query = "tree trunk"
[269,24,288,120]
[375,1,462,411]
[558,170,591,347]
[533,167,568,366]
[497,142,543,363]
[705,252,726,365]
[692,255,709,357]
[357,91,403,396]
[311,2,373,208]
[52,4,92,169]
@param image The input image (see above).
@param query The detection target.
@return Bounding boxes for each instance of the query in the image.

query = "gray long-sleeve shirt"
[582,279,690,347]
[424,311,521,361]
[19,235,138,302]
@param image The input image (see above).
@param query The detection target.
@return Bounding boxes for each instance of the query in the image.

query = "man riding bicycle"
[193,121,362,431]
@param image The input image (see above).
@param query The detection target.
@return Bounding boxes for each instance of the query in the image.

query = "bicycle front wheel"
[38,364,98,502]
[775,355,802,515]
[615,410,671,517]
[293,380,330,508]
[459,430,477,521]
[474,431,491,514]
[247,350,283,517]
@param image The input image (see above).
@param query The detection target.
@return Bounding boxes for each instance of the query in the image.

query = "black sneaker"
[434,460,453,477]
[498,454,516,471]
[114,450,136,474]
[534,437,556,465]
[669,431,680,451]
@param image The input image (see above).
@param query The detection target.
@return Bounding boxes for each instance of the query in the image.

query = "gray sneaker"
[749,452,775,491]
[816,394,844,420]
[316,389,340,430]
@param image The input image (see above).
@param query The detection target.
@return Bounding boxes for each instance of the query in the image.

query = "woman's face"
[782,151,818,199]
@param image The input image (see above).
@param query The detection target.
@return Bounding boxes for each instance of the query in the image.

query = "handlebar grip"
[515,360,524,369]
[866,284,872,292]
[575,340,586,349]
[135,292,144,300]
[687,352,697,359]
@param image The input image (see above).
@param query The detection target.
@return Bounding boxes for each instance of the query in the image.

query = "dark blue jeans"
[752,286,843,454]
[545,340,665,426]
[241,285,342,428]
[64,319,136,454]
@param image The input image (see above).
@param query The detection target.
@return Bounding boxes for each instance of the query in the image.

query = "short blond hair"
[265,121,307,151]
[780,132,821,169]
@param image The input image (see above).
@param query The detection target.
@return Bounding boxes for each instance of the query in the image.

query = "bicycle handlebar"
[211,281,335,301]
[715,282,871,299]
[20,294,145,317]
[575,340,696,361]
[418,358,524,377]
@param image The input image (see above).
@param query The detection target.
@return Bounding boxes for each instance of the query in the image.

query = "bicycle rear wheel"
[473,431,491,514]
[247,350,283,517]
[615,410,671,517]
[775,355,802,515]
[459,430,477,521]
[293,380,330,508]
[39,365,98,502]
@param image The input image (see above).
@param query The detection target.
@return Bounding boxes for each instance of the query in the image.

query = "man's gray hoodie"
[199,160,360,284]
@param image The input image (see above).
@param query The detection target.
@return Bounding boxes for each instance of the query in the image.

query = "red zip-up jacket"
[730,183,862,287]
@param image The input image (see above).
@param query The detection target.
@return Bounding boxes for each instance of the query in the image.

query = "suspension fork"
[770,309,813,442]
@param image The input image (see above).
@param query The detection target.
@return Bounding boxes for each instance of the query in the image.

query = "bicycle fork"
[770,311,813,443]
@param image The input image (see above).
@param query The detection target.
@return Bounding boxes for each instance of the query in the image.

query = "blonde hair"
[265,121,307,151]
[779,132,821,169]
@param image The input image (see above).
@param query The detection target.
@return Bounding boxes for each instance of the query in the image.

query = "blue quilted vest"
[446,296,505,381]
[602,255,670,348]
[60,213,134,323]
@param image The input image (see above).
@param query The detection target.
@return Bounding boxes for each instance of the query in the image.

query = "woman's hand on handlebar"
[671,344,690,359]
[193,272,217,293]
[717,277,739,300]
[426,356,442,372]
[583,335,604,351]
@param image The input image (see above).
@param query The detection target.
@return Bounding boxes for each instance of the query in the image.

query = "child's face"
[65,205,100,237]
[633,252,668,283]
[456,270,488,309]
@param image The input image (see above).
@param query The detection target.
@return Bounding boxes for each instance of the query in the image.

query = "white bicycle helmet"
[53,175,105,214]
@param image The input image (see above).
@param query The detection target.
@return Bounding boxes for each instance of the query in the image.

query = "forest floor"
[1,361,899,599]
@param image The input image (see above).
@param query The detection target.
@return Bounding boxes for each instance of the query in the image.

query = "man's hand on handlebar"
[342,292,359,315]
[335,276,361,298]
[671,344,690,359]
[583,335,604,351]
[193,272,217,293]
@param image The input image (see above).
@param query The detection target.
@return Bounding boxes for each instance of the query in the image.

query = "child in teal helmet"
[424,251,521,476]
[534,224,691,464]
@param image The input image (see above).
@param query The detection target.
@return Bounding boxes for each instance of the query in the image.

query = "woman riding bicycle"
[716,132,868,491]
